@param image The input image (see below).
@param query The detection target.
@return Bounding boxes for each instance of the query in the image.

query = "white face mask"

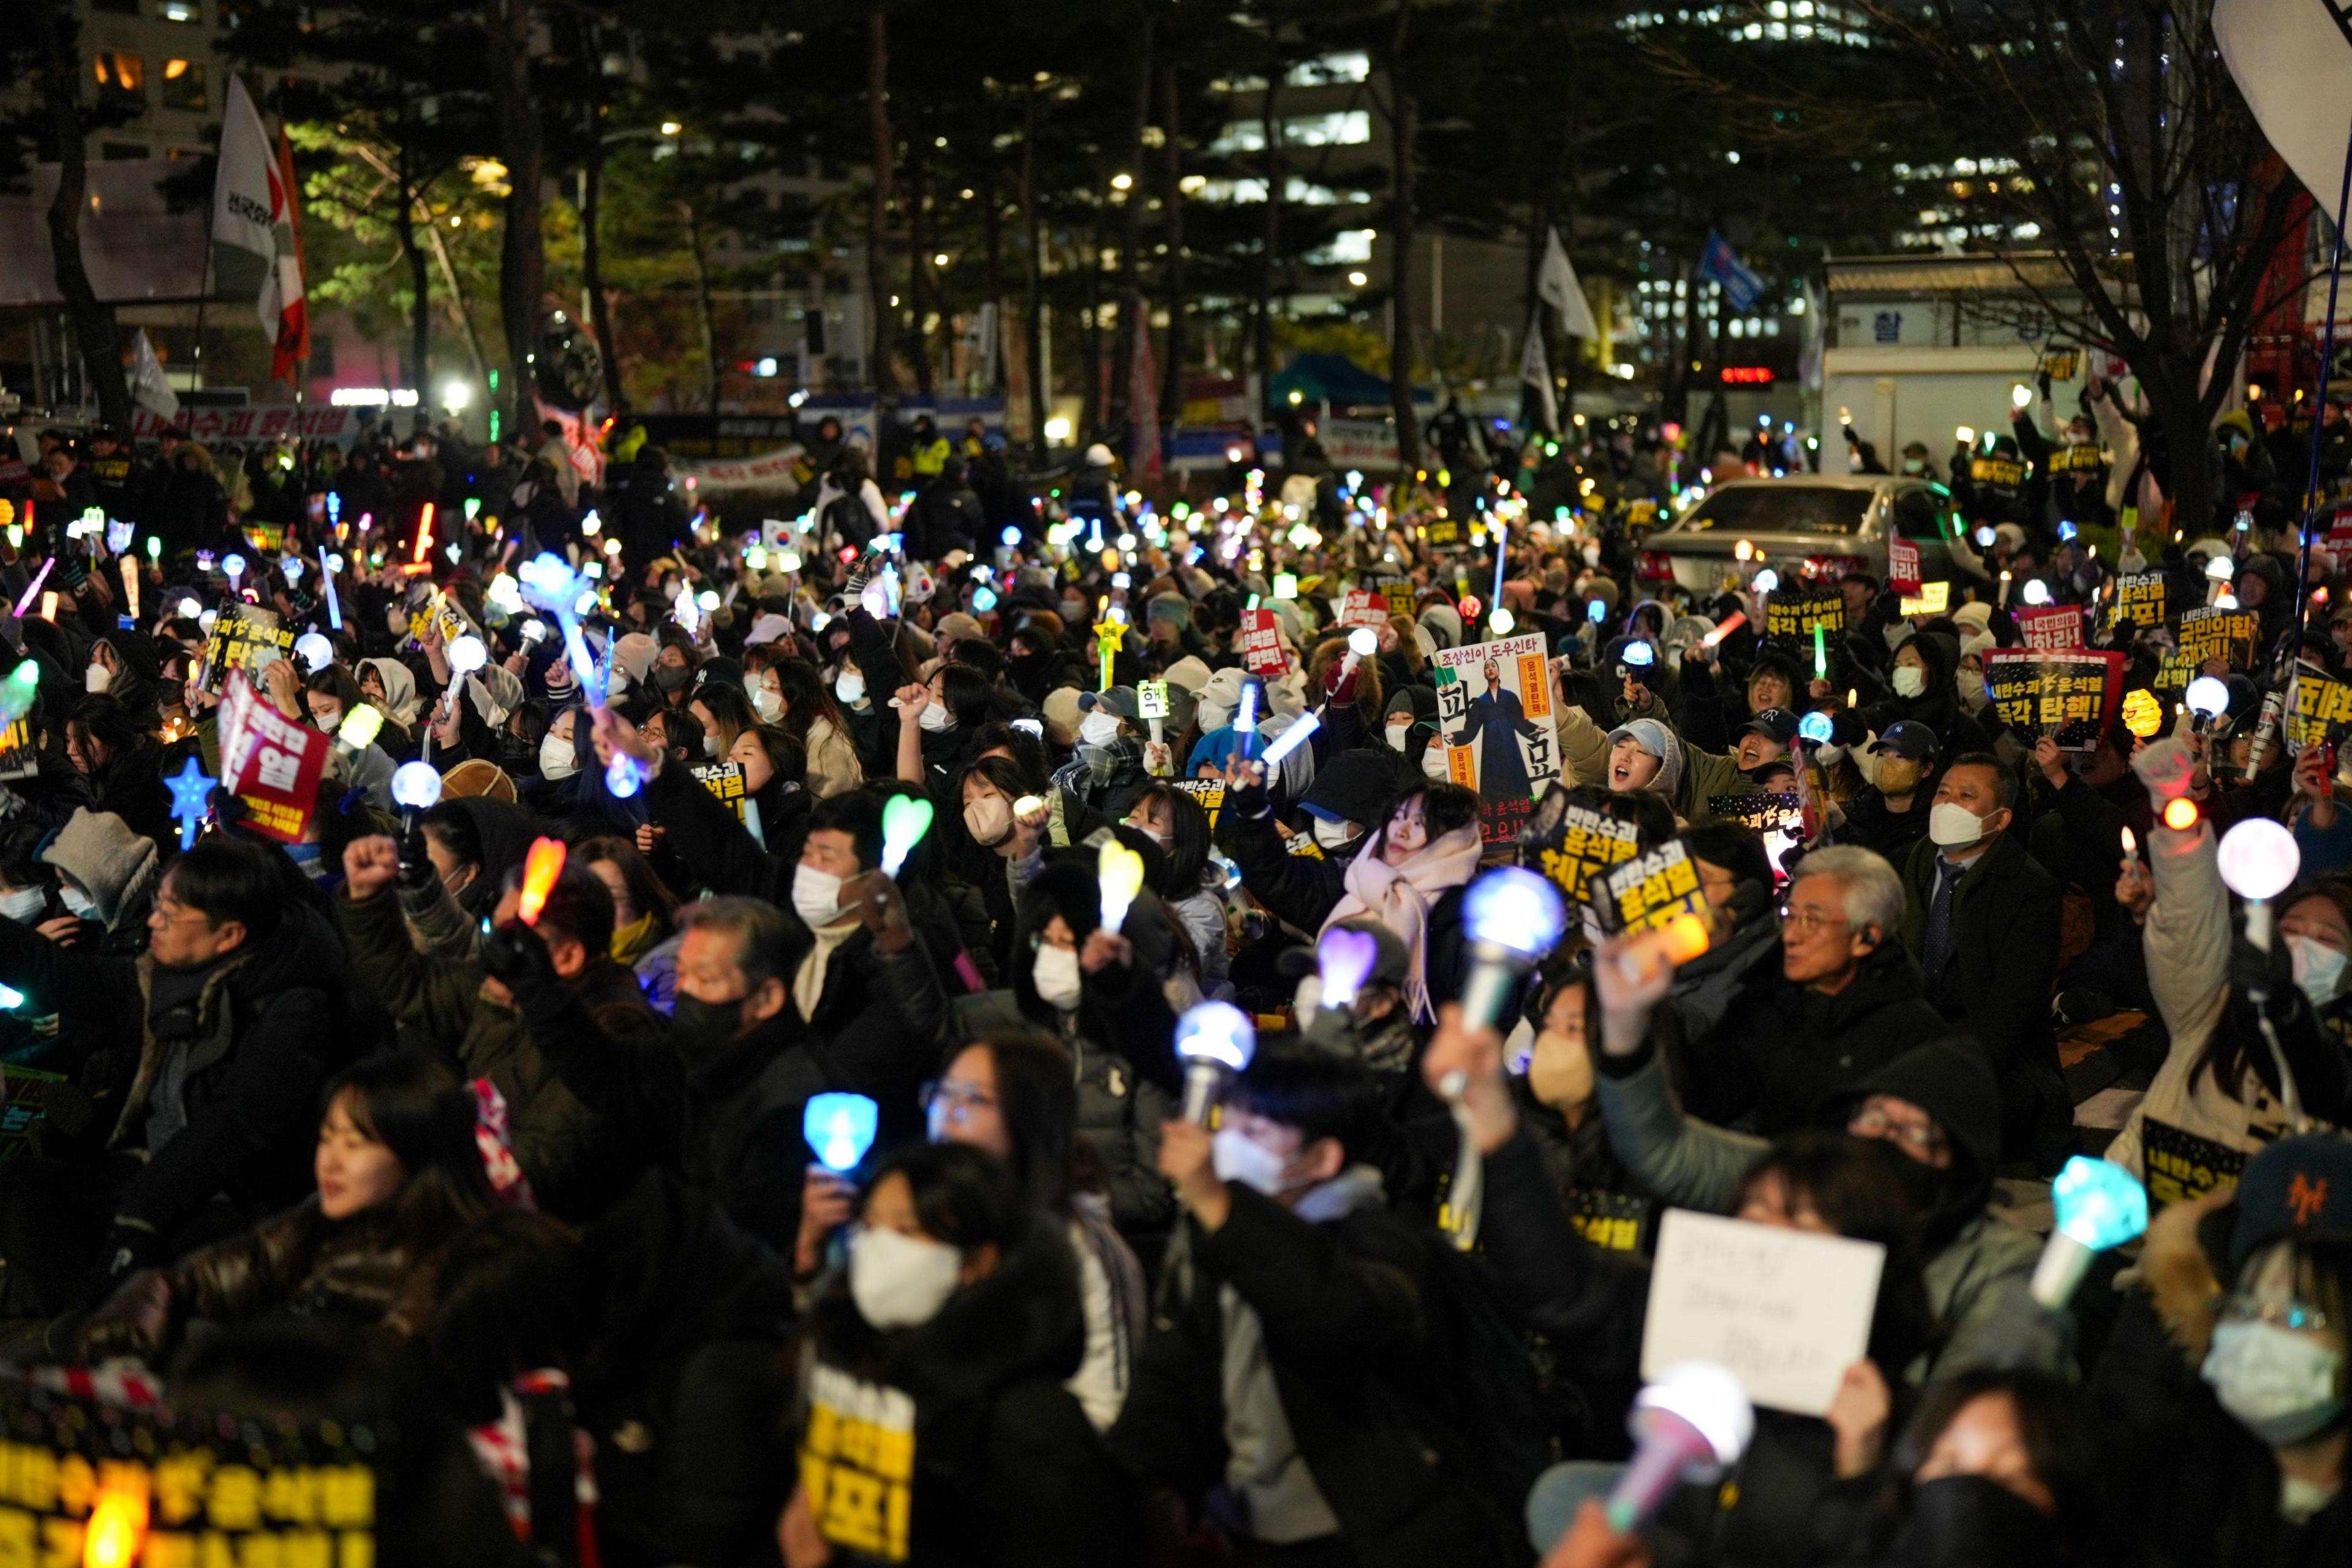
[1956,669,1988,706]
[835,671,867,706]
[1311,816,1357,850]
[1420,744,1451,780]
[753,685,784,722]
[1032,943,1084,1010]
[1891,665,1927,699]
[917,701,956,733]
[1385,723,1411,753]
[1929,800,1992,850]
[701,733,722,758]
[539,734,579,781]
[2202,1319,2347,1447]
[1,886,47,922]
[1212,1127,1291,1196]
[849,1226,965,1331]
[964,795,1012,845]
[59,884,98,919]
[2288,934,2349,1009]
[85,663,113,694]
[1079,711,1122,748]
[792,862,846,926]
[1200,702,1234,735]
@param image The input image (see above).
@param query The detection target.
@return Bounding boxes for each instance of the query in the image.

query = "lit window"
[160,0,200,19]
[94,52,146,103]
[1286,111,1370,148]
[161,59,206,110]
[1209,121,1267,155]
[1286,51,1370,85]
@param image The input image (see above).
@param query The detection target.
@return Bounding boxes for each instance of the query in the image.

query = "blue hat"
[2230,1133,2352,1267]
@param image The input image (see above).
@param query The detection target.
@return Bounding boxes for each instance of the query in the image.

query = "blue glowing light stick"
[1798,710,1834,745]
[2031,1155,2149,1306]
[165,756,216,850]
[1258,710,1320,769]
[804,1093,880,1173]
[320,548,342,630]
[1458,867,1566,1033]
[1175,1001,1257,1124]
[1232,680,1260,763]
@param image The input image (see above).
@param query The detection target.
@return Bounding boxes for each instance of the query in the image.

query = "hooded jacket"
[1861,631,1991,757]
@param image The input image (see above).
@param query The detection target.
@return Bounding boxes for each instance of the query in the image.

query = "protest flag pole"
[2288,112,2352,643]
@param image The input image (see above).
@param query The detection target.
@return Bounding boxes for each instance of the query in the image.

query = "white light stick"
[119,556,140,625]
[1175,1001,1257,1124]
[1607,1363,1755,1532]
[2217,816,2311,1131]
[1258,711,1320,769]
[1232,680,1260,762]
[320,548,342,630]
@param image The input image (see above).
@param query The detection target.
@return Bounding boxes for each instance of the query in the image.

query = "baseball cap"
[1741,708,1800,746]
[1867,720,1943,763]
[1077,686,1142,720]
[2230,1133,2352,1267]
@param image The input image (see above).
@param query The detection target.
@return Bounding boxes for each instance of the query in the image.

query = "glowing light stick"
[805,1092,880,1172]
[1232,680,1260,762]
[1489,607,1516,635]
[1699,611,1746,649]
[83,1485,147,1568]
[518,837,567,925]
[0,984,22,1011]
[1315,926,1382,1012]
[1812,620,1827,680]
[295,632,333,673]
[1096,621,1120,692]
[146,536,160,562]
[1975,524,1996,548]
[0,663,36,728]
[2031,1155,2148,1307]
[1098,836,1147,934]
[38,593,56,623]
[165,755,216,850]
[1798,710,1834,745]
[1175,1001,1256,1124]
[2011,383,2033,410]
[12,558,55,619]
[1607,1362,1755,1532]
[222,554,246,591]
[320,548,342,630]
[2121,688,2162,738]
[881,794,935,878]
[2021,578,2051,606]
[1588,600,1607,624]
[412,502,436,564]
[2184,676,2231,731]
[2162,796,2200,832]
[2218,816,2300,952]
[1259,711,1321,769]
[605,753,649,799]
[336,705,384,752]
[1458,867,1567,1036]
[119,556,139,624]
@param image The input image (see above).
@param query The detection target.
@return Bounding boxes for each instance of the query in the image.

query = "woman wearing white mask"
[356,657,422,755]
[1009,863,1178,1242]
[2108,731,2352,1182]
[746,647,865,799]
[1124,784,1229,1001]
[1857,629,1991,759]
[780,1142,1138,1568]
[2104,1135,2351,1563]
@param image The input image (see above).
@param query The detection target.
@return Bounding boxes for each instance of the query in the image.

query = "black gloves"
[480,919,560,997]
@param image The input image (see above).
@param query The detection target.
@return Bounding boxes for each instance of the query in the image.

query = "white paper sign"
[1639,1209,1885,1416]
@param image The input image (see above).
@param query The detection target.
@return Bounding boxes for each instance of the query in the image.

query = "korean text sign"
[1982,648,2123,750]
[1431,633,1558,842]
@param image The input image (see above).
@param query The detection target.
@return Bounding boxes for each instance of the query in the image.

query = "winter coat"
[1213,769,1362,935]
[1899,831,2070,1163]
[802,713,866,799]
[338,884,663,1222]
[797,1218,1139,1567]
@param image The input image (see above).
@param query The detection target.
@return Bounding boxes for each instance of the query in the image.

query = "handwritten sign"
[1136,680,1170,721]
[1240,609,1286,676]
[1640,1208,1885,1416]
[1983,648,2123,750]
[2111,571,2166,629]
[1432,634,1558,842]
[2141,1117,2247,1212]
[1594,840,1708,935]
[2016,604,2084,652]
[1887,537,1921,593]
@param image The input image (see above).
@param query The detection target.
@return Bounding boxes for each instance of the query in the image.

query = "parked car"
[1635,475,1959,596]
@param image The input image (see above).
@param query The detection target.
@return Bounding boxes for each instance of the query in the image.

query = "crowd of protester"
[0,389,2346,1568]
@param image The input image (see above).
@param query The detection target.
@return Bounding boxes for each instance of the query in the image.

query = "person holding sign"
[1315,782,1486,1025]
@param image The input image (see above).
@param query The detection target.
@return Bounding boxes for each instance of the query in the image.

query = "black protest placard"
[1709,791,1804,878]
[690,760,750,823]
[2156,606,2259,690]
[1763,586,1845,655]
[2110,571,2166,629]
[1982,648,2124,750]
[1522,786,1640,907]
[2141,1117,2246,1213]
[1171,778,1225,831]
[2290,669,2352,752]
[196,603,293,696]
[1594,840,1709,935]
[0,719,34,782]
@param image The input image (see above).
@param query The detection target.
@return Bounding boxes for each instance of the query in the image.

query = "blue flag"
[1698,231,1765,314]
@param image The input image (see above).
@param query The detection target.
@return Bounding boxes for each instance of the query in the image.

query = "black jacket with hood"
[1212,749,1399,936]
[1860,631,1991,758]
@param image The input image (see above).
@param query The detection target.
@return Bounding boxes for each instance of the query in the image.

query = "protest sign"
[1379,575,1417,619]
[1338,590,1387,629]
[801,1363,916,1560]
[1982,647,2124,750]
[1763,586,1845,652]
[2111,571,2166,628]
[1424,516,1463,546]
[195,603,292,695]
[1431,633,1559,842]
[1522,786,1640,906]
[1170,778,1225,830]
[1239,608,1286,676]
[2290,669,2352,751]
[2157,606,2260,690]
[690,760,750,822]
[1898,581,1950,617]
[1594,840,1709,935]
[1886,537,1921,593]
[2141,1117,2247,1213]
[2016,604,2084,652]
[1640,1208,1885,1416]
[1136,680,1170,721]
[1708,792,1804,880]
[1566,1189,1657,1256]
[0,1371,382,1567]
[216,673,330,842]
[0,718,35,782]
[0,1063,66,1158]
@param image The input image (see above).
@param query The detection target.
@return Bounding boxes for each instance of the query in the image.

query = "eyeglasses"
[1775,903,1849,936]
[2220,1294,2333,1333]
[922,1080,996,1123]
[1849,1102,1946,1158]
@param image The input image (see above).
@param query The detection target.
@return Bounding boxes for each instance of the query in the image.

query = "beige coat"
[804,714,865,799]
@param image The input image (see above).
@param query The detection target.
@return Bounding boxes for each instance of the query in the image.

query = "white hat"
[1084,443,1116,469]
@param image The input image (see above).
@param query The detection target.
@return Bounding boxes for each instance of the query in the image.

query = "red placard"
[217,672,331,843]
[1340,590,1387,629]
[2017,605,2084,652]
[1887,537,1921,593]
[1240,609,1287,676]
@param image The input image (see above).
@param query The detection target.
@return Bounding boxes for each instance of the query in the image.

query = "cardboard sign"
[1887,537,1921,593]
[2016,604,2084,652]
[2291,669,2352,751]
[1379,575,1417,620]
[1709,792,1804,879]
[1898,581,1950,617]
[2163,606,2259,685]
[1640,1208,1886,1417]
[1338,590,1387,629]
[195,603,293,696]
[1594,840,1709,935]
[2111,571,2167,628]
[1524,790,1640,906]
[690,760,750,823]
[1170,778,1224,829]
[1240,609,1286,677]
[1136,680,1170,721]
[216,673,330,843]
[1983,647,2124,750]
[1763,586,1845,651]
[0,718,35,783]
[2141,1117,2247,1212]
[1431,634,1559,843]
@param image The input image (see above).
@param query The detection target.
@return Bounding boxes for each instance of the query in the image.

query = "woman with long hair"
[1123,783,1228,1000]
[745,647,864,798]
[1317,781,1485,1023]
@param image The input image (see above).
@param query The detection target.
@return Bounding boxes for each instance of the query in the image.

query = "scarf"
[1319,824,1483,1023]
[359,657,421,728]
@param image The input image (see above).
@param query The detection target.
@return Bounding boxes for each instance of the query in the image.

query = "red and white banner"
[2016,604,2084,652]
[217,672,330,843]
[267,125,309,382]
[1240,608,1287,676]
[1887,537,1921,593]
[129,405,358,444]
[668,443,810,496]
